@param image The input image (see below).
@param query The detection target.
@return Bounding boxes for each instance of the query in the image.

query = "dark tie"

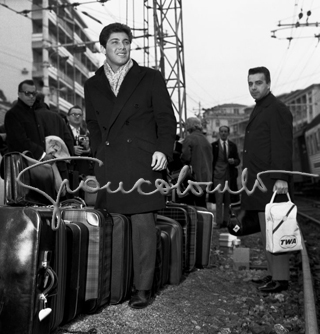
[223,141,227,162]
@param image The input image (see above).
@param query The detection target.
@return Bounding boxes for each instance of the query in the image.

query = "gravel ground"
[57,228,305,334]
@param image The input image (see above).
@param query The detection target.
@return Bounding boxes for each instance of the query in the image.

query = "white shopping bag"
[265,192,303,253]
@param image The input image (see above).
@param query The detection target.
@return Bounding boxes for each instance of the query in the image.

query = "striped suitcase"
[62,222,89,324]
[0,206,66,334]
[156,214,183,285]
[61,208,113,314]
[110,213,133,305]
[194,206,214,268]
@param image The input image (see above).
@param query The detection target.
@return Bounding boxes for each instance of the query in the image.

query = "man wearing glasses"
[66,105,93,193]
[5,79,53,161]
[5,80,75,163]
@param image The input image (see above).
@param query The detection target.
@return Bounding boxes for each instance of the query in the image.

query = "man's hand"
[151,151,167,171]
[273,180,288,194]
[74,145,84,156]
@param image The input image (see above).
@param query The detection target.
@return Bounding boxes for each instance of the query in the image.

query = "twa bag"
[265,192,302,253]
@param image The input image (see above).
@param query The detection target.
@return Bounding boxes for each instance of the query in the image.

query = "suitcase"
[0,206,66,334]
[194,206,214,268]
[62,222,89,324]
[156,214,183,285]
[110,213,133,305]
[160,229,171,287]
[158,206,189,271]
[61,207,113,314]
[167,202,198,272]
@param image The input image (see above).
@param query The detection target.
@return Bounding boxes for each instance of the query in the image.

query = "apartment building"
[0,0,100,116]
[202,103,248,143]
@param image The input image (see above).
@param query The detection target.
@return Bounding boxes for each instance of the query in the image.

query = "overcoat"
[180,130,213,183]
[84,61,176,214]
[241,93,293,211]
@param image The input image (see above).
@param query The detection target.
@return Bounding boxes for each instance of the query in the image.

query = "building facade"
[0,0,100,116]
[202,103,248,143]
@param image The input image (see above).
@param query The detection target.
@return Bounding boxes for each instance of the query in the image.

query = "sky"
[74,0,320,117]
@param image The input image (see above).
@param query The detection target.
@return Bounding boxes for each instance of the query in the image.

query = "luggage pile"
[0,154,215,334]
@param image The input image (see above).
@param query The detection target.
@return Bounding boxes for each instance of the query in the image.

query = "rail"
[298,211,319,334]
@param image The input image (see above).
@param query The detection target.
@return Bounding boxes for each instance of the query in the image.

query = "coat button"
[127,138,132,143]
[105,141,110,146]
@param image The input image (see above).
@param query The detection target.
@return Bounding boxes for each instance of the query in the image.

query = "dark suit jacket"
[85,60,176,214]
[211,139,240,203]
[241,93,293,210]
[212,139,240,183]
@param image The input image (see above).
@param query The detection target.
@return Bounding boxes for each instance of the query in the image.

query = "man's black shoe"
[251,275,272,284]
[128,290,153,309]
[258,280,288,293]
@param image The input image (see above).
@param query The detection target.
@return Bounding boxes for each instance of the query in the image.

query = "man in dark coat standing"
[211,126,240,228]
[242,66,293,293]
[180,117,213,207]
[85,23,176,309]
[5,80,73,162]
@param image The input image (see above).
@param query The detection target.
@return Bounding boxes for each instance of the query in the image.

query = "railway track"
[295,196,320,334]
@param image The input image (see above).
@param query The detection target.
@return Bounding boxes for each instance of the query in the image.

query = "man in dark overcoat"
[242,66,293,293]
[5,81,74,185]
[211,126,240,228]
[84,23,176,309]
[180,117,213,207]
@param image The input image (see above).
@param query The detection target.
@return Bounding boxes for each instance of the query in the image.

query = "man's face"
[67,108,83,127]
[248,73,270,101]
[18,83,37,107]
[219,127,229,141]
[103,32,131,72]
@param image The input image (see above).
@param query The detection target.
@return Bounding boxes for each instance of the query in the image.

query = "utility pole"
[150,0,187,136]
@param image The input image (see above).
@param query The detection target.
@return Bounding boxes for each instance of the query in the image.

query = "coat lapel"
[106,61,146,134]
[90,66,115,101]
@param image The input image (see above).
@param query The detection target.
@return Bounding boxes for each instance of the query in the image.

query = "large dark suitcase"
[0,206,66,334]
[62,222,89,324]
[194,206,214,268]
[110,213,132,305]
[61,207,113,314]
[158,206,189,271]
[156,214,183,285]
[166,202,197,272]
[159,202,197,272]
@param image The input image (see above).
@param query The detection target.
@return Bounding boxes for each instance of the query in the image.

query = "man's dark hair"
[248,66,271,84]
[99,23,133,47]
[18,79,35,92]
[68,105,83,115]
[219,125,230,133]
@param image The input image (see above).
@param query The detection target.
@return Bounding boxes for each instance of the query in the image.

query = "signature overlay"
[16,156,318,229]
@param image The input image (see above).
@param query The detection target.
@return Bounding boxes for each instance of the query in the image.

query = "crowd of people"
[0,22,293,308]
